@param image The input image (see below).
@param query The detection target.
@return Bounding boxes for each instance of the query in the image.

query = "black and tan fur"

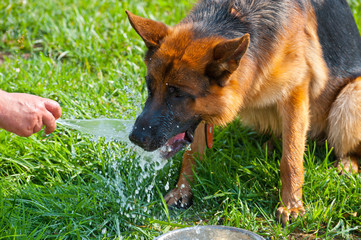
[126,0,361,225]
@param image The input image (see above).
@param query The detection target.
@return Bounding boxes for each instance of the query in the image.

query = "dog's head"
[126,11,250,158]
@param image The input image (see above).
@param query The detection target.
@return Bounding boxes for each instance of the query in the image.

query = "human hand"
[0,90,62,137]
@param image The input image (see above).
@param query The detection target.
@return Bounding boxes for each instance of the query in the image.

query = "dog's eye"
[168,86,185,98]
[168,86,176,94]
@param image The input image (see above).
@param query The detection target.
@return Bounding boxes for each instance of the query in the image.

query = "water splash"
[57,118,172,223]
[57,118,169,167]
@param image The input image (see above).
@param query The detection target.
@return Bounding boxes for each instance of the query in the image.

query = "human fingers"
[42,110,56,134]
[32,116,43,134]
[44,99,62,119]
[12,115,42,137]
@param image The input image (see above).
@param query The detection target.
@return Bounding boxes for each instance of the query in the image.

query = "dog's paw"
[276,205,305,226]
[164,184,193,209]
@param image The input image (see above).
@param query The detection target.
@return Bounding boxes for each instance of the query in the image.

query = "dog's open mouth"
[161,130,194,159]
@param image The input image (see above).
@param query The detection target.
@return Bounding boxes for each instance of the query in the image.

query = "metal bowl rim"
[155,225,265,240]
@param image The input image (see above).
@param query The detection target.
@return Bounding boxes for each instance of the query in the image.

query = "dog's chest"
[239,104,283,136]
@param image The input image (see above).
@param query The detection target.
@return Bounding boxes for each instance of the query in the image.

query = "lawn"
[0,0,360,239]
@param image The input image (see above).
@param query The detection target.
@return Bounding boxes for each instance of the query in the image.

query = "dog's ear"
[126,11,169,49]
[206,33,250,87]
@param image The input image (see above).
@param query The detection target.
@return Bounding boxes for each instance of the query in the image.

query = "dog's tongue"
[166,133,185,146]
[161,132,189,159]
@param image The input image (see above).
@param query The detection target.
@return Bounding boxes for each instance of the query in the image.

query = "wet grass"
[0,0,361,239]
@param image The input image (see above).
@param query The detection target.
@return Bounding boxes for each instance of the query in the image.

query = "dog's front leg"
[164,121,206,208]
[276,85,309,225]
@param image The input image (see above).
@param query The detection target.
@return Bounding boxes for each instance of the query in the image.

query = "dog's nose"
[129,129,150,148]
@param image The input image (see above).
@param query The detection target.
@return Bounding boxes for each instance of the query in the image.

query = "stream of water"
[57,118,134,142]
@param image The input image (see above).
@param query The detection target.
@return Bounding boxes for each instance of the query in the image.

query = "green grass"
[0,0,361,239]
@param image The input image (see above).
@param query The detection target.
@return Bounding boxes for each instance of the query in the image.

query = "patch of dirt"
[0,52,31,65]
[0,52,11,65]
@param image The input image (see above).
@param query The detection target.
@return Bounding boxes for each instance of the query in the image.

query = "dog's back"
[183,0,361,78]
[311,0,361,79]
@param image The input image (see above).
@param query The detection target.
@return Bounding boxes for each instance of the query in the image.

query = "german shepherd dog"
[127,0,361,224]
